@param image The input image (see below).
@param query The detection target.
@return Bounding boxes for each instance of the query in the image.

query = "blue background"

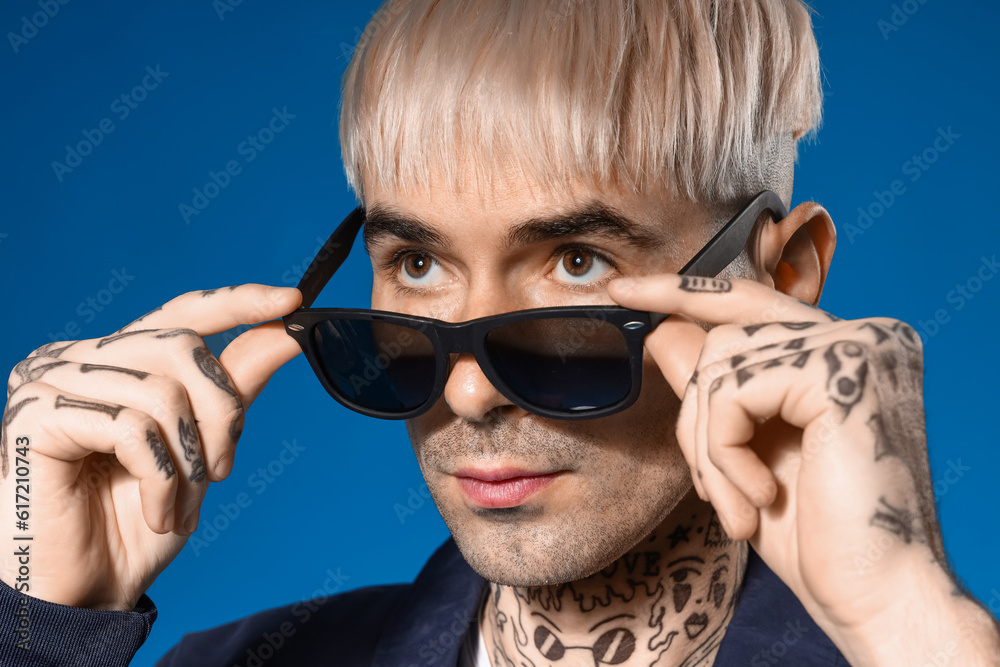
[1,1,997,664]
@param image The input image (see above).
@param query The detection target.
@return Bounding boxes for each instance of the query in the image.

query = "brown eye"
[554,248,612,285]
[402,254,431,279]
[397,252,445,288]
[562,250,593,277]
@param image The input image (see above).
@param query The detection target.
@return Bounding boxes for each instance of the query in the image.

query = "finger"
[675,379,706,500]
[10,360,209,532]
[55,331,242,484]
[642,315,707,398]
[698,340,876,540]
[701,365,779,507]
[643,316,707,498]
[5,383,179,534]
[608,275,822,327]
[695,366,760,541]
[219,320,304,410]
[117,284,302,337]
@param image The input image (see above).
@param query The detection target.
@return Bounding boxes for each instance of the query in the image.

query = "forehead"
[361,166,714,251]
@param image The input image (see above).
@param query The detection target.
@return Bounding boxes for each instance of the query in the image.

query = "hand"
[608,274,962,659]
[0,284,302,611]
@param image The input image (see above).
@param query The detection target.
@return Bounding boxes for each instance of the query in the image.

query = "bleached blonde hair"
[340,0,822,207]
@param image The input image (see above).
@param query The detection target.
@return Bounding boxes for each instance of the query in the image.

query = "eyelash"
[550,244,620,290]
[378,244,621,295]
[380,247,442,296]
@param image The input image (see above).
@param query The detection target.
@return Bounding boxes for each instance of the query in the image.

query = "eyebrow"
[589,613,636,633]
[530,612,562,632]
[361,202,666,253]
[362,205,449,252]
[505,204,665,251]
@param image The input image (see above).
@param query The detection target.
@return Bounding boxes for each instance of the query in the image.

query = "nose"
[441,351,520,422]
[440,293,523,422]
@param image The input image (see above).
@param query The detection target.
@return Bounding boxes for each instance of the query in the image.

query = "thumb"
[643,315,706,398]
[219,319,303,409]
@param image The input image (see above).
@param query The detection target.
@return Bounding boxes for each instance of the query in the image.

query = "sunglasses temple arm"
[647,190,790,330]
[294,207,366,309]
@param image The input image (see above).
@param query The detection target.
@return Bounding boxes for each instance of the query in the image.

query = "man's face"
[366,170,720,586]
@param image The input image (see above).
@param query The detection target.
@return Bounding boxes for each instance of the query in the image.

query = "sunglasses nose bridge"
[433,321,477,356]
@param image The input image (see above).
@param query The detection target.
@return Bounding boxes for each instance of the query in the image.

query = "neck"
[479,492,747,667]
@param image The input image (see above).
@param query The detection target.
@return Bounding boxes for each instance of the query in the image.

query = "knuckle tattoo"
[823,341,869,417]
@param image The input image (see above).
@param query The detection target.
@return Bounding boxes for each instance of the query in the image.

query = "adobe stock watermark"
[50,65,170,182]
[877,0,930,41]
[853,458,970,574]
[749,618,809,665]
[394,483,432,525]
[212,0,245,22]
[188,438,306,555]
[46,267,136,342]
[235,566,351,667]
[404,609,475,667]
[913,254,998,344]
[545,0,587,24]
[178,106,296,224]
[844,126,960,244]
[7,0,71,54]
[281,236,344,286]
[337,0,406,62]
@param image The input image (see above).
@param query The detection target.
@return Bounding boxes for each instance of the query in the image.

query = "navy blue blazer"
[0,540,848,665]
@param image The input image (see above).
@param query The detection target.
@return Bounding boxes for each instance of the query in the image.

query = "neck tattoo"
[479,507,747,667]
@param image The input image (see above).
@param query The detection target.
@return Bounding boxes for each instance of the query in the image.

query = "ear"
[754,201,836,306]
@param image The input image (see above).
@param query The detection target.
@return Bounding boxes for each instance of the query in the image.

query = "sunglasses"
[283,191,788,420]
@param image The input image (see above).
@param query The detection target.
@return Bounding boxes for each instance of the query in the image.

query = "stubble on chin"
[407,412,692,587]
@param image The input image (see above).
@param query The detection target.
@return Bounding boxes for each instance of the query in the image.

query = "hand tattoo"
[1,396,40,477]
[54,394,124,420]
[178,417,206,483]
[679,277,732,293]
[80,364,150,381]
[146,429,176,479]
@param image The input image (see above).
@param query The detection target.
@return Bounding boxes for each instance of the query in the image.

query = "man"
[0,1,998,666]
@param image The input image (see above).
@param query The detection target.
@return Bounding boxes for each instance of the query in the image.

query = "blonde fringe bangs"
[340,0,822,205]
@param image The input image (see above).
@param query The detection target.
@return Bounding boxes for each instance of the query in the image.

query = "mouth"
[453,467,564,509]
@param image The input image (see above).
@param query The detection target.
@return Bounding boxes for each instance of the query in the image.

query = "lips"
[454,468,561,508]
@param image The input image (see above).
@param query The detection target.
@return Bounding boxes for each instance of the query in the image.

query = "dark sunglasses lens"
[313,319,436,414]
[485,317,632,413]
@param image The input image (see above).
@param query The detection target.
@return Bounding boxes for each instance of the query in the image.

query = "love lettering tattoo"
[483,511,745,666]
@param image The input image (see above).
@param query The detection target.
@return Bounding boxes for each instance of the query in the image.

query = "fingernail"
[162,506,175,533]
[266,285,298,300]
[214,453,234,481]
[184,511,199,534]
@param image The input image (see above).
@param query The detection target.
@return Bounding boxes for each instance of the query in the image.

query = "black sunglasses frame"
[283,190,789,420]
